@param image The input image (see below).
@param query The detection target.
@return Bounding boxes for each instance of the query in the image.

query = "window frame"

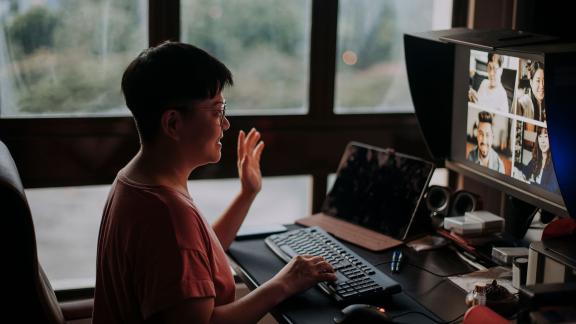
[0,0,464,227]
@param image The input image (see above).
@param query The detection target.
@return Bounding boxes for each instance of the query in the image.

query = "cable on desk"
[373,260,472,278]
[391,310,464,324]
[372,262,467,323]
[402,262,472,277]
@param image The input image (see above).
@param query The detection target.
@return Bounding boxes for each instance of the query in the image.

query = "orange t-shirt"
[93,173,235,323]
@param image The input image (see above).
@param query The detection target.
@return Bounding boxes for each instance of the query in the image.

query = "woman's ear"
[160,109,183,141]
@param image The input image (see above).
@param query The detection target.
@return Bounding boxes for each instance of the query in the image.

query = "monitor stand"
[503,195,539,239]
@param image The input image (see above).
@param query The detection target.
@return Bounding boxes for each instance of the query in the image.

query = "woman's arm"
[149,280,282,324]
[213,128,264,250]
[152,255,336,324]
[213,189,258,250]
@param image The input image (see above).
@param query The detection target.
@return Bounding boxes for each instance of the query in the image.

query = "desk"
[228,225,479,324]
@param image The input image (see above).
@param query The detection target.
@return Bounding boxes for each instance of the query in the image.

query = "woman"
[92,42,336,324]
[517,61,545,122]
[523,126,559,193]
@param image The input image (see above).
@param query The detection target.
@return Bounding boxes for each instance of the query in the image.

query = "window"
[335,0,452,113]
[6,0,457,292]
[27,176,310,288]
[190,176,311,226]
[0,0,147,117]
[27,185,109,290]
[181,0,312,115]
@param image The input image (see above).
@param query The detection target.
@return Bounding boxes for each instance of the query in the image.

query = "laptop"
[297,142,435,251]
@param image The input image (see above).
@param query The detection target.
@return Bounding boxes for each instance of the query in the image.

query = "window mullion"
[149,0,180,46]
[309,0,338,119]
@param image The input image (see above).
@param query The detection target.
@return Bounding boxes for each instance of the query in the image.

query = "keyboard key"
[279,245,298,258]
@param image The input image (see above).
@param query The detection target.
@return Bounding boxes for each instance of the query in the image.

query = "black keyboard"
[265,227,401,303]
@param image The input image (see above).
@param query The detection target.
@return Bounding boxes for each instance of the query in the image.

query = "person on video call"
[517,60,545,121]
[467,111,505,173]
[520,126,560,193]
[468,53,509,113]
[92,42,336,324]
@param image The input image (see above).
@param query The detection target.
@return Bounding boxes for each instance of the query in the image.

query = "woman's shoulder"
[116,175,203,225]
[160,193,213,249]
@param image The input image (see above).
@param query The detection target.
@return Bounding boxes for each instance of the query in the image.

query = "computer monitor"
[405,29,576,218]
[449,46,567,216]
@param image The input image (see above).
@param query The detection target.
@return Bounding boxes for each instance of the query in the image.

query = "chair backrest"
[0,140,65,324]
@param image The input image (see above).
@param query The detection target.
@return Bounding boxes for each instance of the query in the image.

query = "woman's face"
[538,128,549,153]
[180,92,230,165]
[531,68,545,101]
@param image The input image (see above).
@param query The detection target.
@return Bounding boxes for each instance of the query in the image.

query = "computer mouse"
[334,304,393,324]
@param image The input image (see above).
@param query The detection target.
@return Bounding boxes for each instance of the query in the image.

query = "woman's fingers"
[318,271,337,281]
[240,128,260,152]
[239,128,263,165]
[246,128,260,151]
[253,141,265,162]
[237,130,246,160]
[304,256,335,274]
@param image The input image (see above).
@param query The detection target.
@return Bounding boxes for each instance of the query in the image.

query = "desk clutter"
[450,267,520,317]
[464,280,518,317]
[437,210,512,269]
[249,140,576,322]
[229,221,576,323]
[443,210,504,236]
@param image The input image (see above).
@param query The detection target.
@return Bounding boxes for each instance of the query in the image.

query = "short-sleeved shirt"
[467,146,505,173]
[476,80,509,113]
[93,172,235,323]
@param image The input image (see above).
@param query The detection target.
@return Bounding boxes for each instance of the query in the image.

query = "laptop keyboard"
[265,227,401,304]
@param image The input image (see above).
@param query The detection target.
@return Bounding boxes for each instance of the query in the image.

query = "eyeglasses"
[196,101,227,125]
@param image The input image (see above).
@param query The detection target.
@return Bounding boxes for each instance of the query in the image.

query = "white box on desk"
[465,210,505,231]
[443,216,483,235]
[444,210,504,236]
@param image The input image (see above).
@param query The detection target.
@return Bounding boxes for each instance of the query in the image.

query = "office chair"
[0,140,92,323]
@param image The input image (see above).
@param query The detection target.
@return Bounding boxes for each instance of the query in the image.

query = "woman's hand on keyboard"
[272,255,337,297]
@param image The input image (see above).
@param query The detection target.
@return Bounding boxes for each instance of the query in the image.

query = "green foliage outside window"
[335,0,443,112]
[0,0,449,116]
[181,0,310,112]
[7,6,58,56]
[0,0,146,115]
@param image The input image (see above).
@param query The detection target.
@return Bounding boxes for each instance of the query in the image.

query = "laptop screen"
[322,142,435,240]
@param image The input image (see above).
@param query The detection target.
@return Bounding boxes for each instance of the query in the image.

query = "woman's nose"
[222,115,230,131]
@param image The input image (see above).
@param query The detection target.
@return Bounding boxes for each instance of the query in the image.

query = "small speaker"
[425,185,452,218]
[449,190,479,216]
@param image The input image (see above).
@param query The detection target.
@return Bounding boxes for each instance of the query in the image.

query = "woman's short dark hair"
[121,41,233,143]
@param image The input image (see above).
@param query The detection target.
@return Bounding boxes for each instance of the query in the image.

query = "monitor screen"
[322,142,434,240]
[451,47,566,214]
